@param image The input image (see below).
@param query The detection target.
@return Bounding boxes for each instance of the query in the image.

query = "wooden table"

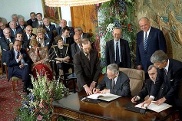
[51,92,176,121]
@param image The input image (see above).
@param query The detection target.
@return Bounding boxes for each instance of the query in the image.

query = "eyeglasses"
[27,29,33,31]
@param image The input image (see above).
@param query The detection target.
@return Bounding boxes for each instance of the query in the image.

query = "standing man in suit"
[6,40,33,93]
[105,27,131,68]
[136,17,167,74]
[141,50,182,108]
[71,34,82,59]
[93,63,130,96]
[27,12,37,28]
[74,38,101,95]
[131,65,158,103]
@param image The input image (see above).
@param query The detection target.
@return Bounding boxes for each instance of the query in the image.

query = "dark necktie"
[112,79,115,89]
[144,32,148,51]
[115,42,120,64]
[17,52,20,59]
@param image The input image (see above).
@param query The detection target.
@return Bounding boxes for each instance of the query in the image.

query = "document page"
[87,93,120,102]
[135,102,172,113]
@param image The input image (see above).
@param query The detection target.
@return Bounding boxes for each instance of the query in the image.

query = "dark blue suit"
[97,72,131,96]
[151,59,182,105]
[7,48,33,90]
[105,39,131,68]
[136,27,167,72]
[0,37,15,63]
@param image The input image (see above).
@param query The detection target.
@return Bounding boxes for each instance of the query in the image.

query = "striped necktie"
[144,32,148,51]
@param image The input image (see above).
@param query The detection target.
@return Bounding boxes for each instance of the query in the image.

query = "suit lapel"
[81,51,90,71]
[90,50,95,75]
[111,40,115,60]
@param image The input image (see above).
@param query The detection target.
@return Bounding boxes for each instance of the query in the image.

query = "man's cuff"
[149,96,155,100]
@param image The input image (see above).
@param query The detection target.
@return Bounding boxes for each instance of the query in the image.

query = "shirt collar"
[164,59,169,72]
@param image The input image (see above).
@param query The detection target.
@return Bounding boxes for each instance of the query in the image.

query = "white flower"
[106,23,115,32]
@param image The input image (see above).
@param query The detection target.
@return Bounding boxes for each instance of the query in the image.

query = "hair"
[14,40,21,45]
[138,17,150,22]
[37,27,45,34]
[150,50,168,63]
[29,39,38,47]
[81,38,91,45]
[30,12,36,15]
[36,13,42,17]
[113,27,122,32]
[74,27,83,32]
[54,35,63,43]
[15,32,23,37]
[11,14,18,18]
[107,63,119,74]
[147,65,156,72]
[62,27,70,33]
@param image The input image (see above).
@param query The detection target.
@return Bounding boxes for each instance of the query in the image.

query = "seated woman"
[28,39,53,80]
[49,35,72,80]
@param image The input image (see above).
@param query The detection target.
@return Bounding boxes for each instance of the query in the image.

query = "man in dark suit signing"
[6,40,33,93]
[136,17,167,74]
[74,38,101,95]
[105,27,131,68]
[93,63,131,97]
[131,65,158,103]
[141,50,182,108]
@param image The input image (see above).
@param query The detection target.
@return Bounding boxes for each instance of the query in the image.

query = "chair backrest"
[119,68,145,96]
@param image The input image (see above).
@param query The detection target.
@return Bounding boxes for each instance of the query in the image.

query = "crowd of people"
[0,13,182,117]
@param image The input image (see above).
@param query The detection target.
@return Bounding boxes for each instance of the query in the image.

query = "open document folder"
[87,93,120,102]
[135,101,172,113]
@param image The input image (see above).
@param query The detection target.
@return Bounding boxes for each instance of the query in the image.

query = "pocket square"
[170,79,173,81]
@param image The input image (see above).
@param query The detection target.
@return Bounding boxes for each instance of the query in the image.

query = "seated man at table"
[93,63,131,96]
[131,65,158,103]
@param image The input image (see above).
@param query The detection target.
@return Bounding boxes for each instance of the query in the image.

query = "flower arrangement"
[18,74,69,121]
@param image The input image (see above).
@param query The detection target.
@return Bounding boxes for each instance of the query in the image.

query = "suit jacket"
[71,43,81,59]
[136,27,167,72]
[27,18,38,28]
[22,33,36,49]
[6,48,32,80]
[151,59,182,104]
[105,39,131,68]
[97,72,131,96]
[10,28,22,37]
[74,49,101,91]
[138,79,154,99]
[56,26,75,37]
[0,37,15,63]
[0,29,3,38]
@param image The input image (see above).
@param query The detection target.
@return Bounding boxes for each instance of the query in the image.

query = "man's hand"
[89,81,96,90]
[131,96,140,103]
[18,54,23,61]
[100,89,110,94]
[93,88,100,94]
[83,85,92,95]
[19,63,24,68]
[141,98,153,108]
[154,97,166,105]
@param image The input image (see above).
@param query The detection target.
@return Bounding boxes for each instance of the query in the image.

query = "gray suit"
[97,72,131,96]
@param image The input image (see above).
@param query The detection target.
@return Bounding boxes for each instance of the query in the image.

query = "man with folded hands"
[93,63,131,96]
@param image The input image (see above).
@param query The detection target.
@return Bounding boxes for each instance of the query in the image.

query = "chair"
[119,68,145,96]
